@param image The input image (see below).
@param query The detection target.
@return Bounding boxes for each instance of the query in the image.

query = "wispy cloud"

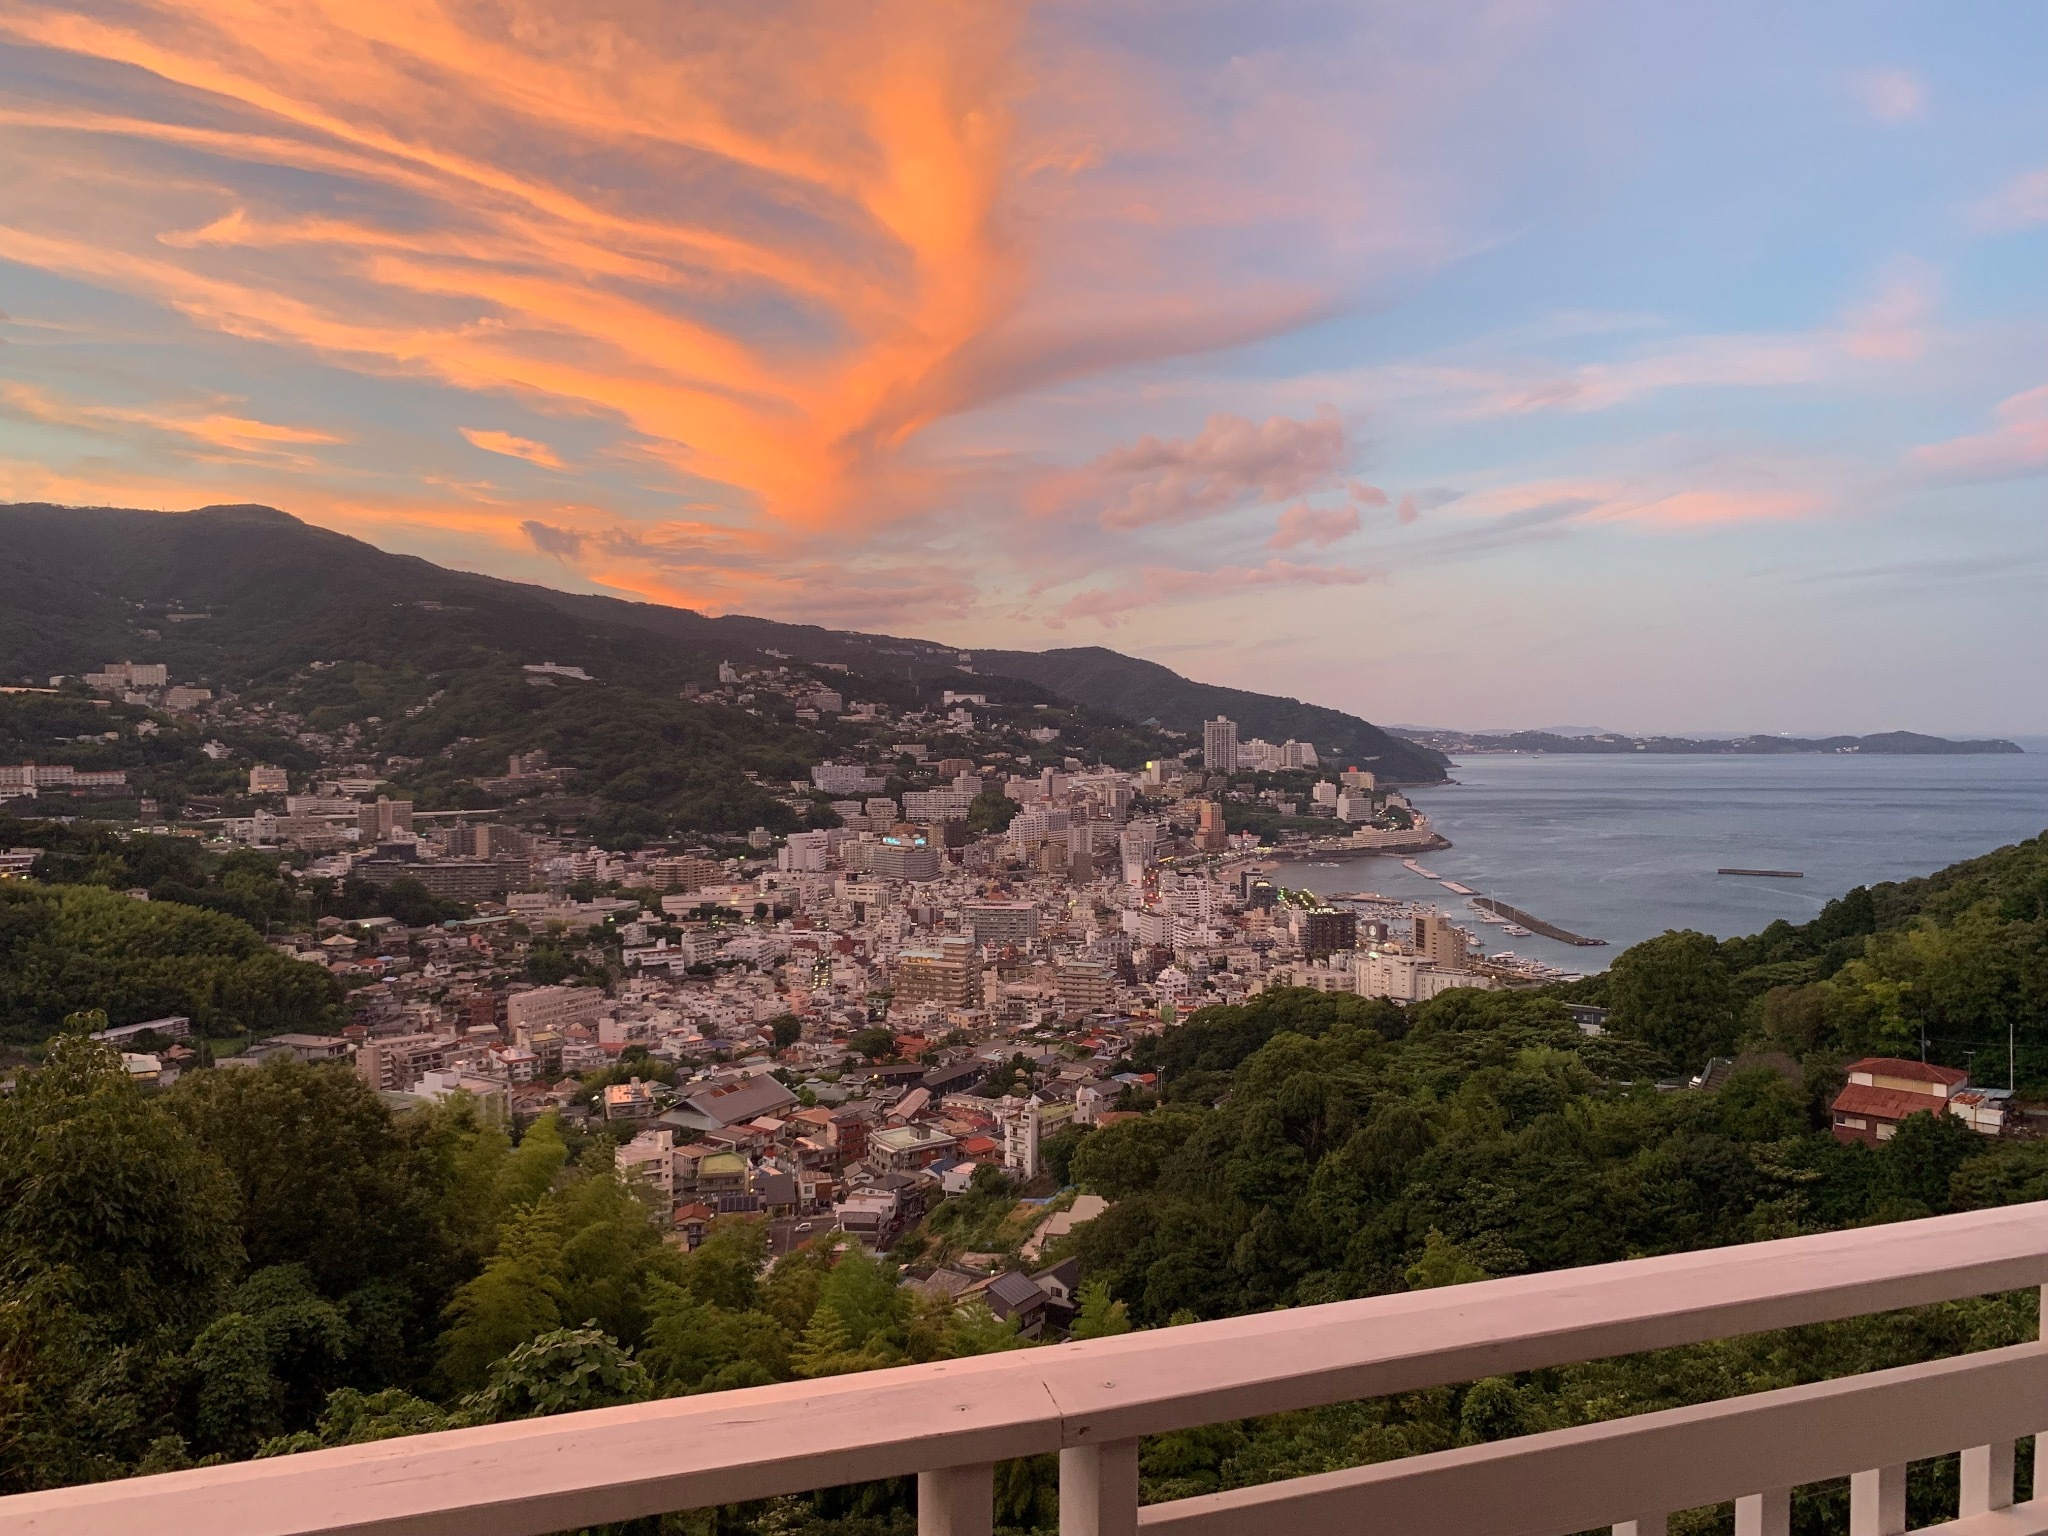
[1839,258,1939,362]
[1267,501,1360,550]
[0,380,344,461]
[464,429,565,470]
[1909,385,2048,482]
[1447,475,1825,531]
[1974,164,2048,231]
[1056,558,1377,627]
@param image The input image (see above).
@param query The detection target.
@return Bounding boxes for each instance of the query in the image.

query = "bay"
[1285,747,2048,973]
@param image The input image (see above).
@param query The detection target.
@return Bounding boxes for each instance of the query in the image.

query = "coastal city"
[3,650,1598,1319]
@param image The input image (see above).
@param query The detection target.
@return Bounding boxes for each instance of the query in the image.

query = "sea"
[1284,742,2048,974]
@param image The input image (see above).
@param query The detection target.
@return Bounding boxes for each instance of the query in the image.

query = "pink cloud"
[1619,489,1824,526]
[1442,335,1828,419]
[1909,385,2048,481]
[1094,405,1348,528]
[1058,557,1376,626]
[1454,477,1824,529]
[1851,68,1927,125]
[1397,494,1420,525]
[1267,501,1360,550]
[1840,259,1939,362]
[1347,479,1389,506]
[1974,165,2048,231]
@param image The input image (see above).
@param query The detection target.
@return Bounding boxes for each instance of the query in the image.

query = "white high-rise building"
[1203,716,1239,773]
[777,830,832,873]
[998,1095,1040,1179]
[1119,820,1159,885]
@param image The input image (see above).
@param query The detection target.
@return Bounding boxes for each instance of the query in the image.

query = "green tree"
[940,1302,1027,1358]
[436,1204,567,1390]
[257,1387,455,1457]
[186,1266,351,1458]
[965,791,1017,835]
[790,1306,897,1379]
[1606,929,1739,1071]
[0,1034,241,1339]
[0,1035,242,1490]
[170,1060,449,1307]
[1405,1230,1490,1290]
[850,1027,896,1062]
[640,1282,790,1393]
[1069,1280,1132,1340]
[460,1327,652,1422]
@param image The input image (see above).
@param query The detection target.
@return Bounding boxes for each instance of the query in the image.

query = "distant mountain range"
[0,502,1448,795]
[1396,727,2023,756]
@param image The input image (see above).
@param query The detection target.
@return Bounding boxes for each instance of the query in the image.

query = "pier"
[1472,896,1607,946]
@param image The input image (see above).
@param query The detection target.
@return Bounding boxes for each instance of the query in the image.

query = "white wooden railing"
[8,1202,2048,1536]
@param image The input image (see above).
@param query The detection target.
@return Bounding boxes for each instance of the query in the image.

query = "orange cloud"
[0,0,1040,528]
[463,428,565,470]
[0,380,345,460]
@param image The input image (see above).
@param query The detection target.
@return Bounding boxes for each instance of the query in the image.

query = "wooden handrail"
[1138,1341,2048,1536]
[6,1202,2046,1536]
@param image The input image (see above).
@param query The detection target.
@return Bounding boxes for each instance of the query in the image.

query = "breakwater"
[1472,896,1607,946]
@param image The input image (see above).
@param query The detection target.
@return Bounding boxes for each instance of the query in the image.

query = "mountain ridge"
[0,502,1448,784]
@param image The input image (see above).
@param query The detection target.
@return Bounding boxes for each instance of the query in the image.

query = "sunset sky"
[1,1,2043,734]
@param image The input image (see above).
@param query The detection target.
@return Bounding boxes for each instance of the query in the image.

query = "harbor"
[1291,850,1611,977]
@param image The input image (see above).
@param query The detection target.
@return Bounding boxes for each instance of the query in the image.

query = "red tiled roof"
[1832,1083,1953,1123]
[1846,1057,1969,1086]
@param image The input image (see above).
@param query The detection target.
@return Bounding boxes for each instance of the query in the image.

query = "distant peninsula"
[1395,728,2024,756]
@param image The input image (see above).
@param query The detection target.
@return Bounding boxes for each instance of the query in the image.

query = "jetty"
[1472,896,1607,947]
[1719,867,1804,878]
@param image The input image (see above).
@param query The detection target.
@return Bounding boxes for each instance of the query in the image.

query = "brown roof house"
[1830,1057,1973,1148]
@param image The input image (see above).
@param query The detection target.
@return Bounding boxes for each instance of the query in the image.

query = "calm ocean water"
[1287,745,2048,973]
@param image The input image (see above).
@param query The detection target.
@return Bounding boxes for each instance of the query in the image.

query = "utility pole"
[2011,1016,2017,1093]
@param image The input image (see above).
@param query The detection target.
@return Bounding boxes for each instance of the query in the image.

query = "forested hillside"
[1583,828,2048,1087]
[0,505,1446,840]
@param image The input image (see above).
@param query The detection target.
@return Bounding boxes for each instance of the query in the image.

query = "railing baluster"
[1850,1464,1907,1536]
[920,1463,995,1536]
[1961,1442,2016,1515]
[1735,1487,1791,1536]
[1613,1516,1668,1536]
[1060,1439,1141,1536]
